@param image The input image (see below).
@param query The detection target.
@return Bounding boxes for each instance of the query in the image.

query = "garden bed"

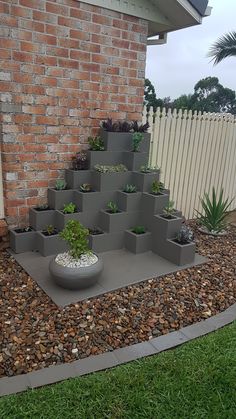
[0,222,235,378]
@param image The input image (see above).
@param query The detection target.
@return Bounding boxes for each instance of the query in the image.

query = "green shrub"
[60,220,89,259]
[195,187,233,233]
[151,180,164,195]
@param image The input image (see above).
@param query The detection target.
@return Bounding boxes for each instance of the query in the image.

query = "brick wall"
[0,0,148,226]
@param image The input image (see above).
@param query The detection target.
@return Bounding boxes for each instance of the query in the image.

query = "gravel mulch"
[0,222,235,378]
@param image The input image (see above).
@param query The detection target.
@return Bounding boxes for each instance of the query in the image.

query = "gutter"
[147,33,167,46]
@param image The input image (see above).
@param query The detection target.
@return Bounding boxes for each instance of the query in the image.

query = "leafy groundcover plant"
[62,202,77,214]
[151,180,164,195]
[195,187,233,234]
[88,136,104,151]
[123,184,137,193]
[94,164,128,173]
[132,226,146,234]
[60,220,89,259]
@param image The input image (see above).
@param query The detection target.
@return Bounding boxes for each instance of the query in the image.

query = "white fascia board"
[176,0,202,23]
[78,0,172,26]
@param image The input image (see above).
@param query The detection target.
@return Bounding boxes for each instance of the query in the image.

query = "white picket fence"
[143,106,236,219]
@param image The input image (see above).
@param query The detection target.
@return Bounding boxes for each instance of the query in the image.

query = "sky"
[145,0,236,100]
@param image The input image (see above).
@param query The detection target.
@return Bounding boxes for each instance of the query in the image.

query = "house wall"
[0,0,148,226]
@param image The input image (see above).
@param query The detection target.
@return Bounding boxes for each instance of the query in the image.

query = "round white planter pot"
[49,254,103,290]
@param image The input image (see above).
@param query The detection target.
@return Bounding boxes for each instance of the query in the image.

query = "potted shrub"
[196,187,233,236]
[49,220,103,290]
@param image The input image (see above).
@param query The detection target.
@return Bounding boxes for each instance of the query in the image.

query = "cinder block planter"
[89,231,124,252]
[10,229,36,253]
[65,169,92,189]
[102,130,150,153]
[141,192,169,214]
[55,210,100,230]
[48,188,75,210]
[29,208,56,231]
[87,150,123,167]
[117,191,142,212]
[92,171,131,192]
[152,214,183,240]
[132,171,160,192]
[99,210,127,233]
[74,191,115,212]
[122,152,148,171]
[125,230,152,254]
[165,239,196,265]
[36,232,69,257]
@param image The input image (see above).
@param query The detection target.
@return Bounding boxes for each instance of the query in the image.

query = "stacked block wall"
[0,0,148,226]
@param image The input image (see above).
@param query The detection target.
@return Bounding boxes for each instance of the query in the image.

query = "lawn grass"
[0,322,236,419]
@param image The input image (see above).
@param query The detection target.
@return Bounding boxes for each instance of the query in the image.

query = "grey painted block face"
[152,215,183,239]
[89,232,124,252]
[56,210,100,231]
[117,191,142,212]
[125,230,152,254]
[65,169,92,189]
[141,192,169,214]
[74,191,116,212]
[165,239,196,265]
[92,171,132,191]
[48,188,75,210]
[99,210,140,233]
[29,208,56,231]
[87,150,123,167]
[36,232,69,257]
[122,152,148,171]
[10,230,36,253]
[132,171,160,192]
[102,130,151,153]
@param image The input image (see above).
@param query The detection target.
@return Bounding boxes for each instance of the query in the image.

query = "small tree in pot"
[49,220,103,290]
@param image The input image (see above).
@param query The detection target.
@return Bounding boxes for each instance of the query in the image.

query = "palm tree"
[208,31,236,65]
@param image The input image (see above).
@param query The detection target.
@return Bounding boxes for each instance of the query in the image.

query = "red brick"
[70,50,90,61]
[11,5,32,18]
[33,10,57,24]
[70,8,91,21]
[46,2,68,16]
[0,39,18,49]
[70,29,90,40]
[92,14,112,26]
[12,51,33,62]
[36,116,58,125]
[34,33,57,45]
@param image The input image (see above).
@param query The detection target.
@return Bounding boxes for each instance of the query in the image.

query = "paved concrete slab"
[11,249,206,306]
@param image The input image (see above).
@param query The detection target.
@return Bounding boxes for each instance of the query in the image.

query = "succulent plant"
[62,202,77,214]
[163,200,175,218]
[88,136,104,151]
[80,183,92,192]
[151,180,164,195]
[132,226,146,234]
[132,132,144,152]
[72,152,88,170]
[94,164,128,173]
[107,201,119,213]
[123,184,137,193]
[55,179,67,190]
[176,225,194,244]
[140,164,159,173]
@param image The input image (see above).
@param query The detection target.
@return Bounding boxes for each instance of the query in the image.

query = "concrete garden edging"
[1,303,235,397]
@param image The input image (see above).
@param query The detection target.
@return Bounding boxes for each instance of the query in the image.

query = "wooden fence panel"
[147,107,236,219]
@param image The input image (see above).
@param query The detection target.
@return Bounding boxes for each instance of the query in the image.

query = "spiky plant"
[195,188,233,233]
[208,31,236,65]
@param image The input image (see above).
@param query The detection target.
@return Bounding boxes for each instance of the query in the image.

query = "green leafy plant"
[151,180,164,195]
[88,136,104,151]
[80,183,92,192]
[60,220,89,259]
[132,226,146,234]
[140,164,159,173]
[107,201,119,213]
[195,188,233,233]
[132,132,144,152]
[55,179,67,190]
[163,200,175,218]
[62,202,77,214]
[123,184,137,193]
[94,164,128,173]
